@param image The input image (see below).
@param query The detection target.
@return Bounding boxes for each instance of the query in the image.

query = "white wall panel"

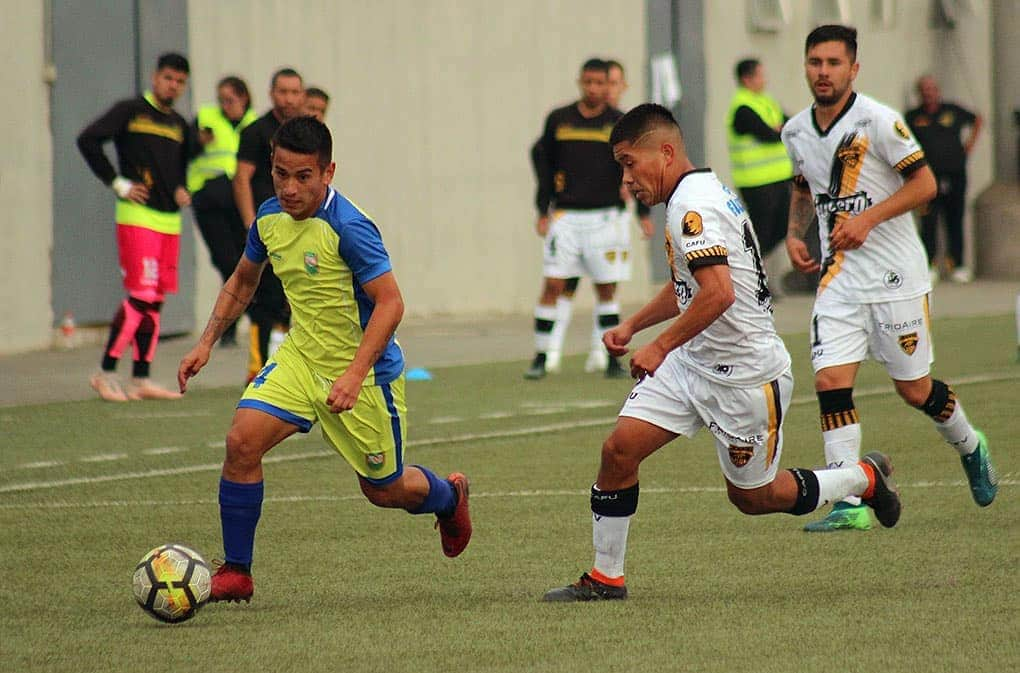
[188,0,650,320]
[0,3,53,352]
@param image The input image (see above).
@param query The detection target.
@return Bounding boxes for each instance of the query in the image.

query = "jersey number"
[742,222,772,307]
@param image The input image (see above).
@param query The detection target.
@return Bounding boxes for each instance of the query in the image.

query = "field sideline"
[1,313,1017,673]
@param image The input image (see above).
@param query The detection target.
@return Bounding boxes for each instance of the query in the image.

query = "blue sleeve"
[337,218,392,283]
[244,220,267,263]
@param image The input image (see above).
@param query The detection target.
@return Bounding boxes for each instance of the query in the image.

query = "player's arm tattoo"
[788,183,815,241]
[199,285,255,345]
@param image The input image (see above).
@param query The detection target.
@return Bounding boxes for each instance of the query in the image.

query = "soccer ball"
[132,543,212,623]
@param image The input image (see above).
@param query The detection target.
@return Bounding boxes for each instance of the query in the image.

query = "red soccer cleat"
[436,473,472,558]
[209,561,254,603]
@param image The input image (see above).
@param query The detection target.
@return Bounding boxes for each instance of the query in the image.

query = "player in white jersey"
[544,104,901,602]
[781,25,997,533]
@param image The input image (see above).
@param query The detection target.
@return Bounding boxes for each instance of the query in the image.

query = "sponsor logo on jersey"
[854,118,872,128]
[815,191,871,218]
[894,120,911,140]
[898,332,919,356]
[366,452,386,470]
[728,445,753,468]
[883,270,903,289]
[682,211,703,236]
[604,250,617,262]
[304,251,319,275]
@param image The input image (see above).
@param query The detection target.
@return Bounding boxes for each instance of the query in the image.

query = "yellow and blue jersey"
[244,187,404,384]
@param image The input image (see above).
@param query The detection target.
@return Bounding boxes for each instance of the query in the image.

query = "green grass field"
[2,314,1017,673]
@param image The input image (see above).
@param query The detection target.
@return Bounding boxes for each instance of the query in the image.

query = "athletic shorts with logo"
[117,223,180,301]
[239,339,407,485]
[543,207,630,283]
[619,351,793,489]
[810,291,933,381]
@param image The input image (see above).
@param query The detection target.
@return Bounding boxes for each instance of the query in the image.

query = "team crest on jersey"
[898,332,919,356]
[837,144,864,168]
[883,270,903,289]
[728,445,753,467]
[604,250,617,263]
[682,211,703,236]
[938,111,955,127]
[894,120,911,140]
[304,251,319,275]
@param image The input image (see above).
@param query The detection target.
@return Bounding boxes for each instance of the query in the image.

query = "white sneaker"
[950,266,973,283]
[545,350,562,374]
[584,349,608,373]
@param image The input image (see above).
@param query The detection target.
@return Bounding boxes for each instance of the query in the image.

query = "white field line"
[112,411,214,419]
[1,371,1016,494]
[0,478,1014,510]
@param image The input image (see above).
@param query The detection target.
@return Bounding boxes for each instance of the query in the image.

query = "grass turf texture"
[1,314,1017,673]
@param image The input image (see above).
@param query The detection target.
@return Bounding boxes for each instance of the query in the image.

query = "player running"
[179,116,471,603]
[544,104,900,601]
[782,25,997,532]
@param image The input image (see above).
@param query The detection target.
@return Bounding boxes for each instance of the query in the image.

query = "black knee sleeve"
[590,482,639,517]
[917,379,956,422]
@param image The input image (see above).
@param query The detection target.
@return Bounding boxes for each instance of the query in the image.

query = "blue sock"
[219,478,264,569]
[408,466,456,516]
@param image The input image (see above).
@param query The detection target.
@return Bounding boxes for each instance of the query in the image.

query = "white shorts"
[543,207,630,283]
[619,353,794,489]
[809,291,933,380]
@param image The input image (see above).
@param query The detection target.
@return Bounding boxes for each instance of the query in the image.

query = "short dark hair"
[581,58,609,74]
[271,67,303,89]
[305,87,330,103]
[156,52,189,74]
[806,24,858,62]
[735,58,760,82]
[218,76,250,105]
[605,59,624,74]
[272,116,332,168]
[609,103,680,147]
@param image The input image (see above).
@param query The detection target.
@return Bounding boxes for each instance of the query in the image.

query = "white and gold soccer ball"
[132,543,211,623]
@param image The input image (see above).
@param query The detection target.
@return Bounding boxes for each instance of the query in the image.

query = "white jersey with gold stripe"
[663,169,790,387]
[781,92,931,303]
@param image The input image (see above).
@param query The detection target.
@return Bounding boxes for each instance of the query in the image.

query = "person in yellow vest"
[188,76,258,346]
[727,59,794,258]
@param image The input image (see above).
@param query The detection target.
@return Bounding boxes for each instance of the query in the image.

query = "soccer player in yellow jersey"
[178,116,471,603]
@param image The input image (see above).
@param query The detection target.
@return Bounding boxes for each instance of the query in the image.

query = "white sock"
[935,401,979,456]
[815,465,869,509]
[823,423,862,506]
[533,305,557,353]
[592,513,631,579]
[549,296,573,355]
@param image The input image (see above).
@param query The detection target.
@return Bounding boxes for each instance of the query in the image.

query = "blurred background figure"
[905,74,983,283]
[233,68,305,382]
[304,87,330,121]
[188,75,258,346]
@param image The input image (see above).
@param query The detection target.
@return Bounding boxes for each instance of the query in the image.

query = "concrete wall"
[0,3,53,352]
[187,0,651,324]
[702,0,994,271]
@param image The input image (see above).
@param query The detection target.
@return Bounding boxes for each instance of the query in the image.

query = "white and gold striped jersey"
[782,92,931,302]
[663,169,790,387]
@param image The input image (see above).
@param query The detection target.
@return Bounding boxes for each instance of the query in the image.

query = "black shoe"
[524,353,547,380]
[861,452,901,528]
[543,572,628,602]
[605,356,627,379]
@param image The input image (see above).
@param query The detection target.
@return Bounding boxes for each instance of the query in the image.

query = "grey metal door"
[50,0,193,335]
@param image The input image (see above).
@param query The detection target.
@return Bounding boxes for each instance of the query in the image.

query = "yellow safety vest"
[727,88,793,188]
[186,104,257,193]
